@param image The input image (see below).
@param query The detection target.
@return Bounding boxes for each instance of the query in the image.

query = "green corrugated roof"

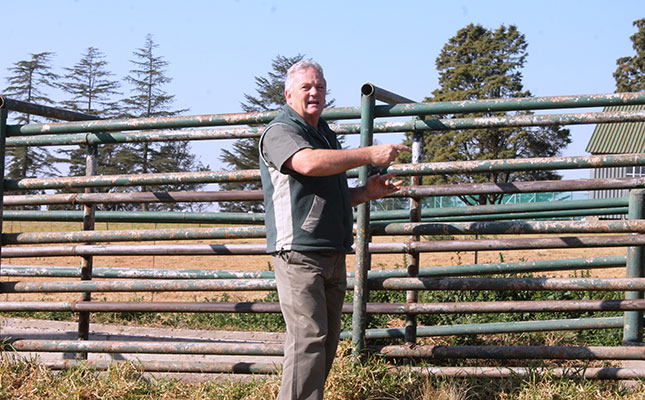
[586,104,645,154]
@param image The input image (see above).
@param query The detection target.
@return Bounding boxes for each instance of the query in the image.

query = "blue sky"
[2,0,644,179]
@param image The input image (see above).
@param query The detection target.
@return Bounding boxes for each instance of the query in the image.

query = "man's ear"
[284,89,292,105]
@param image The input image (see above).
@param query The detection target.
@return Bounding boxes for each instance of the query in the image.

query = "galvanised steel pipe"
[369,235,645,253]
[396,177,645,197]
[0,96,100,121]
[45,360,279,374]
[6,92,645,136]
[369,277,645,291]
[371,220,645,236]
[4,169,261,190]
[3,225,266,244]
[4,340,284,356]
[0,243,268,257]
[3,210,266,224]
[0,278,277,293]
[3,190,264,206]
[339,317,625,340]
[377,345,645,360]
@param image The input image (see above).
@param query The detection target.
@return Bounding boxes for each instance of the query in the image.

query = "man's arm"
[283,144,409,177]
[283,143,410,206]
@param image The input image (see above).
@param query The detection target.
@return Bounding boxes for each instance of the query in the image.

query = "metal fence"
[1,89,645,378]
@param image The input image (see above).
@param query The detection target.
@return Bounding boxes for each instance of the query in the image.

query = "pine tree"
[3,52,61,187]
[58,47,122,181]
[614,18,645,92]
[218,54,304,213]
[121,34,202,211]
[417,24,571,205]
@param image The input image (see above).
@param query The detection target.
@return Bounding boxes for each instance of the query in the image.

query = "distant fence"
[1,90,645,378]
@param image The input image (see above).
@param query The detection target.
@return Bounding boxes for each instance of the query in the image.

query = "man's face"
[285,67,326,126]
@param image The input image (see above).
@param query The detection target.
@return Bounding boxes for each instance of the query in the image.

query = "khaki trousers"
[273,250,347,400]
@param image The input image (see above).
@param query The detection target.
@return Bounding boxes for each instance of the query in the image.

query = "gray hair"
[285,60,325,92]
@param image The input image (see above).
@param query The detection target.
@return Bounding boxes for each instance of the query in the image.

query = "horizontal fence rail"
[2,91,645,378]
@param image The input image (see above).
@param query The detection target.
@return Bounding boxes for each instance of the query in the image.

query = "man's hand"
[350,173,404,206]
[368,144,410,166]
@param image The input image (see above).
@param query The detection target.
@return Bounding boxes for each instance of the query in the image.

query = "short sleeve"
[261,123,313,173]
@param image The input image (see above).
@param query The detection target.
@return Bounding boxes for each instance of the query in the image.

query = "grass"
[2,342,645,400]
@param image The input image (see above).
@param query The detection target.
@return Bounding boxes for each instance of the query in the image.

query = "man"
[259,60,409,400]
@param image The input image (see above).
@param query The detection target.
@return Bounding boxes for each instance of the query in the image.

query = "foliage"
[118,34,205,211]
[1,350,643,400]
[55,47,124,209]
[614,18,645,92]
[408,24,571,205]
[218,54,305,213]
[2,52,61,189]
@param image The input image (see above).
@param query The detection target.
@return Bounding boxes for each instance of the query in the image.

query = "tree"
[58,47,122,182]
[120,34,203,211]
[3,52,61,186]
[219,54,337,212]
[414,24,570,205]
[614,18,645,92]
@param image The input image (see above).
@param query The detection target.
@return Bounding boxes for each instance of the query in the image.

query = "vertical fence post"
[352,84,376,357]
[0,107,7,277]
[77,144,97,354]
[405,127,422,344]
[624,188,645,344]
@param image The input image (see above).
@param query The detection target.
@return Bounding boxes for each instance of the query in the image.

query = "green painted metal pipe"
[387,154,645,177]
[1,256,625,280]
[5,339,284,356]
[376,207,628,223]
[405,366,645,380]
[5,154,645,191]
[4,169,260,190]
[371,219,645,236]
[3,190,264,206]
[5,126,264,147]
[7,92,645,136]
[3,225,266,244]
[0,265,277,279]
[377,344,645,360]
[0,243,268,257]
[44,359,279,374]
[624,189,645,344]
[370,197,628,221]
[340,317,624,340]
[369,277,645,291]
[2,276,644,293]
[352,83,376,357]
[3,210,266,224]
[0,278,277,293]
[367,256,627,279]
[0,96,100,121]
